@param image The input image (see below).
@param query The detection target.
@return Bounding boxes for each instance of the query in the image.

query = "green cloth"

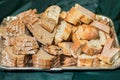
[0,0,120,80]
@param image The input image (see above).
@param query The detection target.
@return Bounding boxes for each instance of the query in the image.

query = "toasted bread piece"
[90,21,110,34]
[99,38,120,64]
[65,7,83,25]
[82,40,102,56]
[71,41,85,58]
[39,16,56,32]
[32,48,59,68]
[55,21,72,44]
[77,54,97,67]
[75,4,96,24]
[26,22,56,45]
[1,46,26,67]
[80,16,93,24]
[59,11,67,20]
[99,30,107,45]
[58,42,72,56]
[43,45,62,55]
[43,5,61,24]
[62,57,77,67]
[73,24,98,40]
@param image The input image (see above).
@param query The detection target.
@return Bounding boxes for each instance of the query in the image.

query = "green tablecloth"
[0,0,120,80]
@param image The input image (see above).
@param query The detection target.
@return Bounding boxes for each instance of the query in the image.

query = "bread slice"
[65,7,83,25]
[40,5,61,32]
[82,40,102,56]
[58,42,72,56]
[6,18,25,37]
[77,54,97,67]
[32,48,59,68]
[43,45,62,56]
[72,24,98,40]
[75,4,96,24]
[1,46,16,67]
[99,38,120,64]
[90,21,110,34]
[71,41,85,58]
[1,46,26,67]
[26,22,56,45]
[43,5,61,24]
[55,21,72,44]
[39,16,56,32]
[62,57,77,67]
[99,30,107,45]
[59,11,67,20]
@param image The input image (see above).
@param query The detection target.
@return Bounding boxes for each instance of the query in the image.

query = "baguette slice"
[82,40,102,56]
[70,41,84,58]
[43,5,61,24]
[40,16,56,32]
[58,42,72,56]
[99,38,120,64]
[72,24,98,40]
[32,48,58,68]
[26,23,56,45]
[90,21,110,34]
[43,45,62,56]
[65,7,83,25]
[55,21,72,44]
[77,54,97,67]
[62,57,77,67]
[59,11,67,20]
[99,30,107,45]
[75,4,96,24]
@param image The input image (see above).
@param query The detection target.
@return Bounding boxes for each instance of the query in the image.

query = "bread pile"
[0,3,120,69]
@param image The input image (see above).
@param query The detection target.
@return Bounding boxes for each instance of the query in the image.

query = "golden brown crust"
[73,24,98,40]
[65,7,83,25]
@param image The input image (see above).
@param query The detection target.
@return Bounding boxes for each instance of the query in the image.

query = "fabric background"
[0,0,120,80]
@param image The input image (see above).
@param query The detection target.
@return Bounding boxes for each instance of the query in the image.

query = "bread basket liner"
[0,15,120,71]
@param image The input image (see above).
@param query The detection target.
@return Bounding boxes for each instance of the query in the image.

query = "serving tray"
[0,15,120,71]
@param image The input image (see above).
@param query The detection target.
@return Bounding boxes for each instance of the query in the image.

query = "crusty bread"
[43,45,62,55]
[26,23,56,45]
[6,18,25,37]
[82,40,102,56]
[65,7,83,25]
[1,46,26,67]
[80,15,93,24]
[58,42,72,56]
[72,24,98,40]
[59,11,67,20]
[71,41,87,58]
[75,4,96,24]
[90,21,110,34]
[99,38,120,64]
[10,35,39,55]
[62,57,77,67]
[99,61,111,67]
[32,48,59,68]
[39,15,56,32]
[99,30,107,45]
[55,21,72,44]
[43,5,61,24]
[77,54,97,67]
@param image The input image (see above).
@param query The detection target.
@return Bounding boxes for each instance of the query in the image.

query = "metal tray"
[0,15,120,71]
